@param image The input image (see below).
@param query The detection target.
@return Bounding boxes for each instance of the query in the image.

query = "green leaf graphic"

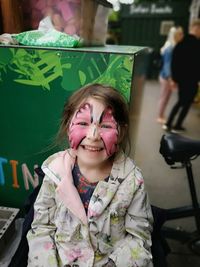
[6,49,62,89]
[95,54,133,101]
[0,47,133,100]
[60,52,110,91]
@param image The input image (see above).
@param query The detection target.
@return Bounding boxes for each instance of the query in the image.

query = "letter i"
[10,160,20,188]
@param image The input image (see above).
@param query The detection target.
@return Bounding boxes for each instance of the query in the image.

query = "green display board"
[0,44,145,209]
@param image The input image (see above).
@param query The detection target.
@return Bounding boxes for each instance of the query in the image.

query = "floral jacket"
[27,150,153,267]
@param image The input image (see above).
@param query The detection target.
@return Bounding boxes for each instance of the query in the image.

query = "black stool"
[160,133,200,255]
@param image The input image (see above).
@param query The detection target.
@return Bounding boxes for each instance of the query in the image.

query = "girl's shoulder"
[113,152,144,184]
[42,149,76,167]
[42,150,70,166]
[41,149,75,185]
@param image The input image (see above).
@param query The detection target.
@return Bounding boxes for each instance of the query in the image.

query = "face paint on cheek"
[68,125,87,149]
[68,103,91,149]
[100,129,118,156]
[100,108,118,156]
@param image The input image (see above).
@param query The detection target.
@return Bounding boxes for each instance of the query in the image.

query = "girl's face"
[68,97,118,166]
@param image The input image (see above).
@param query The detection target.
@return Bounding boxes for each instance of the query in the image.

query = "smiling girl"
[27,84,153,267]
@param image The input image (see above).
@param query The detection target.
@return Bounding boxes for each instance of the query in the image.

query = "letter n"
[22,164,39,190]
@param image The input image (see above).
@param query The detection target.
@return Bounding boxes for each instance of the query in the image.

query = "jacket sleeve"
[109,171,153,267]
[27,175,59,267]
[171,43,182,83]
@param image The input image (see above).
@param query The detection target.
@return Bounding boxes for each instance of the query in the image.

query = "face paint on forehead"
[74,102,111,124]
[100,107,116,124]
[90,101,105,123]
[75,103,92,121]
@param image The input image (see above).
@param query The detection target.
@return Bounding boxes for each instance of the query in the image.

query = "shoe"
[171,126,186,133]
[162,124,171,131]
[156,117,166,124]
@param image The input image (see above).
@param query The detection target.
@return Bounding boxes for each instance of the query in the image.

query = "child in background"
[157,26,184,124]
[27,83,153,267]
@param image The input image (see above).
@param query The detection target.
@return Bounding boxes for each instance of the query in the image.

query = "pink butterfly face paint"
[68,99,118,156]
[68,103,91,150]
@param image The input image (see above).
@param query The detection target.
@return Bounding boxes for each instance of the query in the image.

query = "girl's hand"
[102,258,116,267]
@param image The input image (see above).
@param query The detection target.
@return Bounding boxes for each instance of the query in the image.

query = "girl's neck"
[76,158,113,183]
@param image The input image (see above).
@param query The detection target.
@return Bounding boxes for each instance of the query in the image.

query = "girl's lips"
[81,145,104,152]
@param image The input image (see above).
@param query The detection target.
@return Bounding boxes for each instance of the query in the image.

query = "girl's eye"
[101,124,113,129]
[77,122,89,126]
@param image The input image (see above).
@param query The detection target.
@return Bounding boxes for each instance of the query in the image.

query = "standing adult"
[163,19,200,132]
[157,26,184,124]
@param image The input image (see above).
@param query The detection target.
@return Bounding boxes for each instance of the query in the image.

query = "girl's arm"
[109,175,153,267]
[27,175,58,267]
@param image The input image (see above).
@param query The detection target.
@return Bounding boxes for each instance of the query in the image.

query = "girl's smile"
[80,144,104,152]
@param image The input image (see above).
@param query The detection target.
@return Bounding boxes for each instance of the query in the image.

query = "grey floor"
[132,80,200,266]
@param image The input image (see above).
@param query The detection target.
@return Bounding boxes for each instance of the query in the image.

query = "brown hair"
[56,83,130,153]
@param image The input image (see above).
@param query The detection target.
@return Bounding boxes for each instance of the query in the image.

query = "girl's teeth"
[84,146,101,151]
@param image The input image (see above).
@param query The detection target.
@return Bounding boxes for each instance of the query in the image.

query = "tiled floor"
[132,80,200,266]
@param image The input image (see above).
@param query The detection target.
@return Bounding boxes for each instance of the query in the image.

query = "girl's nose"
[87,124,101,140]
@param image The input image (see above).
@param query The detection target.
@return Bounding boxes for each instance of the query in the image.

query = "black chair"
[151,206,170,267]
[159,133,200,255]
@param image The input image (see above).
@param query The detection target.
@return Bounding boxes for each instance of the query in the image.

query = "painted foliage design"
[0,48,133,100]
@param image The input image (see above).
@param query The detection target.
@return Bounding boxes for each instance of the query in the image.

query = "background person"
[163,19,200,132]
[157,26,184,124]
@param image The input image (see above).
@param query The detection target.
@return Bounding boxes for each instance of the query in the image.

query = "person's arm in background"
[108,169,153,267]
[27,176,58,267]
[171,42,182,84]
